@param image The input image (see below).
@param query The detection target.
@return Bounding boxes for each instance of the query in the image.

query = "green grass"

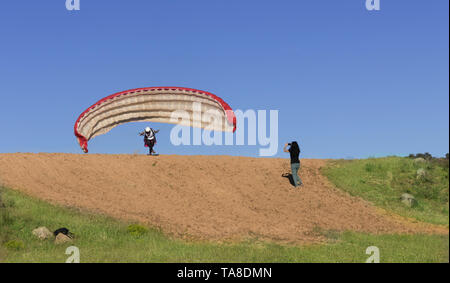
[0,187,448,263]
[322,157,449,225]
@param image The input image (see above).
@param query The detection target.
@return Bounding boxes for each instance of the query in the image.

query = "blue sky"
[0,0,448,158]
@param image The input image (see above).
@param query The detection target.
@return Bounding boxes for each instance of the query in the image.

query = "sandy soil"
[0,153,447,243]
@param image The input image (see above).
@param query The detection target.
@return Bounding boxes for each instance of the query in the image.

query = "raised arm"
[283,143,289,153]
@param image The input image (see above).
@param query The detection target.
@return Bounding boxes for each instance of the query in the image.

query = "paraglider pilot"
[139,127,159,155]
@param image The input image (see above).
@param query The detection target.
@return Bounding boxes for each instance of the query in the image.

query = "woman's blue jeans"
[291,162,302,187]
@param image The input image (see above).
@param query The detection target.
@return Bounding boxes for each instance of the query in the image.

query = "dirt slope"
[0,153,446,243]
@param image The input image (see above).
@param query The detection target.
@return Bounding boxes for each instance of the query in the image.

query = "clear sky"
[0,1,448,158]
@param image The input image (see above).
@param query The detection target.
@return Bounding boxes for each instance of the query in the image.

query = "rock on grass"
[55,233,73,244]
[401,193,417,207]
[32,227,53,240]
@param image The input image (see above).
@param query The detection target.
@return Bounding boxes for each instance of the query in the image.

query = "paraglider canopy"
[74,87,236,153]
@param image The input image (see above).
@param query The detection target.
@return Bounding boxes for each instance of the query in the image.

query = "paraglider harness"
[140,129,157,155]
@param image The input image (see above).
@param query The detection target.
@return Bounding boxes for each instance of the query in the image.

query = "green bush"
[364,163,376,172]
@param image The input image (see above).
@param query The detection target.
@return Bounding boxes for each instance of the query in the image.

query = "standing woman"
[283,141,303,187]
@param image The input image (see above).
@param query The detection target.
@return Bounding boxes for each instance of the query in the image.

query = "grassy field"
[0,187,448,263]
[322,156,449,225]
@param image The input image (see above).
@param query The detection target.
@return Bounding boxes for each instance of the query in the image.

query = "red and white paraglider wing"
[74,87,236,153]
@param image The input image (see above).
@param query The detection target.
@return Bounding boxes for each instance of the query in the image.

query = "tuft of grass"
[0,187,448,263]
[4,240,25,250]
[127,224,148,237]
[322,157,449,225]
[309,226,341,243]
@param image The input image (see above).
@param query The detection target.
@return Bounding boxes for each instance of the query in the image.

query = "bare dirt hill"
[0,153,446,243]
